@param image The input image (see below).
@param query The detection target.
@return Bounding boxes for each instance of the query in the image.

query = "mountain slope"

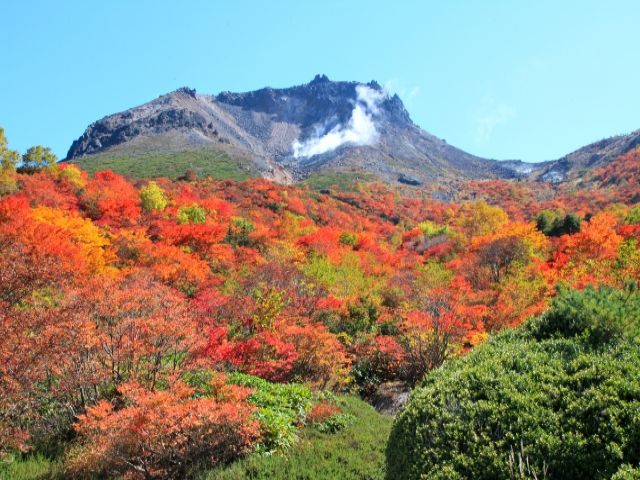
[532,129,640,183]
[65,76,530,184]
[65,75,639,186]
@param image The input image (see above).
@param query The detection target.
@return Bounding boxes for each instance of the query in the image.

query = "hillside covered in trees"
[1,127,639,479]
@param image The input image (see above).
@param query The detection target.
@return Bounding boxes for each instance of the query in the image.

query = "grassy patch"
[302,171,376,191]
[198,395,392,480]
[72,149,255,180]
[0,454,63,480]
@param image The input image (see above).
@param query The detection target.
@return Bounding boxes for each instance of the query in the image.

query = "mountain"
[65,75,639,186]
[531,129,640,183]
[65,75,532,184]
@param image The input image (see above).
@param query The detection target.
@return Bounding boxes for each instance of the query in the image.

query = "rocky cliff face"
[67,87,224,159]
[215,75,412,132]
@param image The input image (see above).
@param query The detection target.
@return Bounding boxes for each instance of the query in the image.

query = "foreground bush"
[387,286,640,480]
[527,283,640,346]
[65,380,259,480]
[612,465,640,480]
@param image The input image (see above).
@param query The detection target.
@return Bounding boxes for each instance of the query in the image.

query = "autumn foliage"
[65,379,259,479]
[0,143,639,476]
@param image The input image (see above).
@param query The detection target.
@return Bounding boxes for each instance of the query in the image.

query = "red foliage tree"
[66,379,259,479]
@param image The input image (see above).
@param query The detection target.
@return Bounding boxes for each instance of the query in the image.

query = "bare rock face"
[66,88,223,159]
[368,381,412,415]
[65,75,637,185]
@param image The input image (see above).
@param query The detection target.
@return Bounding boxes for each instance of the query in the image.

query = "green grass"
[72,149,255,180]
[302,171,376,191]
[198,395,392,480]
[0,454,63,480]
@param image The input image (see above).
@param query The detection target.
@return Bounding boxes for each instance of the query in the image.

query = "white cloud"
[475,99,516,144]
[292,85,386,158]
[383,79,421,105]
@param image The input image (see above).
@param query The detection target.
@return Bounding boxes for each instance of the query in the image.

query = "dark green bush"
[535,210,582,237]
[339,231,358,246]
[386,286,640,480]
[527,284,640,347]
[325,297,379,337]
[225,217,256,247]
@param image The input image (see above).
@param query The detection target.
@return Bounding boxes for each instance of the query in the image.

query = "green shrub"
[139,181,168,212]
[228,373,312,453]
[303,253,377,299]
[58,165,86,190]
[624,205,640,225]
[324,297,379,337]
[535,210,581,236]
[527,283,640,347]
[0,453,63,480]
[339,231,358,246]
[418,220,448,237]
[184,371,312,453]
[613,465,640,480]
[177,203,206,224]
[386,286,640,480]
[0,173,18,196]
[313,412,355,434]
[225,217,255,247]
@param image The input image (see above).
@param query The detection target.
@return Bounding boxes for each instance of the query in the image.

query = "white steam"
[292,85,386,158]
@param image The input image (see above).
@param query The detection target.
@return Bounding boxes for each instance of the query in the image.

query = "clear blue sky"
[2,0,639,161]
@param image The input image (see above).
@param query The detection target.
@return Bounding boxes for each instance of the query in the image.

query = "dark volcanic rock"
[398,173,422,186]
[215,76,412,134]
[67,88,213,159]
[369,381,411,415]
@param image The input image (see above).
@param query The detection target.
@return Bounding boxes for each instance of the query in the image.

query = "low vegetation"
[72,149,253,180]
[302,171,377,191]
[201,396,392,480]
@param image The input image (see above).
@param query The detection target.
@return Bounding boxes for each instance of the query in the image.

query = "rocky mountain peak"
[174,86,197,98]
[310,73,330,84]
[214,76,412,130]
[72,76,631,186]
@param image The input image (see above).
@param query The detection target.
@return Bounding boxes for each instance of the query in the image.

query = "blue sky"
[1,0,639,162]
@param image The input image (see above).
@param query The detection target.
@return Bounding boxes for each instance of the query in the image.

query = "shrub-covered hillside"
[1,127,639,479]
[387,285,640,480]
